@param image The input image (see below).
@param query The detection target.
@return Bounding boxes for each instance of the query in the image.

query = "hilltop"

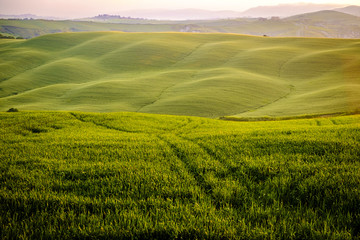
[282,10,360,38]
[0,32,359,118]
[335,5,360,17]
[240,3,343,18]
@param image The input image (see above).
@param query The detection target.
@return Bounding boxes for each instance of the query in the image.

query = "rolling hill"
[0,32,359,118]
[240,3,343,18]
[92,3,346,20]
[107,8,244,20]
[0,19,176,39]
[1,8,360,39]
[282,10,360,38]
[335,5,360,17]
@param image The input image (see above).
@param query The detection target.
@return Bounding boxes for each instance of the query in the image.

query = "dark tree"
[7,108,19,112]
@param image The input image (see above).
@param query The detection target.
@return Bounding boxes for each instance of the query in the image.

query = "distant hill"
[285,10,360,21]
[0,32,359,118]
[239,3,343,17]
[90,14,146,21]
[283,10,360,38]
[334,5,360,17]
[113,4,347,19]
[0,14,60,20]
[0,14,38,19]
[2,9,360,39]
[113,9,243,20]
[1,4,358,21]
[1,5,360,39]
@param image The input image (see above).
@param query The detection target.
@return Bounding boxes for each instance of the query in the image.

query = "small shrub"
[0,34,15,39]
[7,108,19,112]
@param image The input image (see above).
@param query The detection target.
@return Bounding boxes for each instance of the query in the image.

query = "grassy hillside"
[334,5,360,17]
[1,111,359,239]
[1,11,360,39]
[283,10,360,38]
[0,19,176,39]
[0,32,359,118]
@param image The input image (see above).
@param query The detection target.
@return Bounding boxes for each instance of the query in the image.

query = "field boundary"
[220,110,360,122]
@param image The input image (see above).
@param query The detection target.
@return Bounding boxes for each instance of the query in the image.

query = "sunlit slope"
[0,32,359,117]
[0,19,175,39]
[234,40,360,117]
[1,111,359,238]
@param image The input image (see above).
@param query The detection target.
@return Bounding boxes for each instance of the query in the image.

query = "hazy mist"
[0,0,359,19]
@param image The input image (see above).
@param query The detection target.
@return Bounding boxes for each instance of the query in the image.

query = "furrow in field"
[158,133,237,210]
[70,111,225,206]
[69,112,141,133]
[169,42,207,68]
[157,135,216,202]
[136,83,178,112]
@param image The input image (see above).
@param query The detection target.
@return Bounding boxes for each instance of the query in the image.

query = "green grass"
[0,111,359,239]
[0,32,359,118]
[0,19,176,39]
[2,11,360,39]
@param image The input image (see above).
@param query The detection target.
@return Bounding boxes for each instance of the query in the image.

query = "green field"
[0,32,359,118]
[0,19,176,39]
[0,111,359,239]
[1,10,360,39]
[1,8,360,240]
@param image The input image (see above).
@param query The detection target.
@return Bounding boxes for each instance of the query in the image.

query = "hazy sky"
[0,0,359,18]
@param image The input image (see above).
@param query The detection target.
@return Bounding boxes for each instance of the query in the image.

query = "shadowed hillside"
[0,32,359,117]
